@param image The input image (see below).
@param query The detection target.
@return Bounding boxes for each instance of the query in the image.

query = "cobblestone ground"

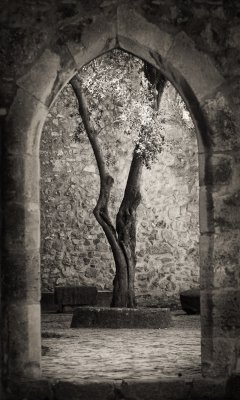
[41,312,201,382]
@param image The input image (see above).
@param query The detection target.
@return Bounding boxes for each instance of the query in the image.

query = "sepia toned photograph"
[1,1,240,399]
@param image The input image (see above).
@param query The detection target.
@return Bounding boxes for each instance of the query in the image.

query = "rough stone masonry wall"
[40,53,199,308]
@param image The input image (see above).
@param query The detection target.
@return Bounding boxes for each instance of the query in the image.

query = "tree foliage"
[75,50,165,169]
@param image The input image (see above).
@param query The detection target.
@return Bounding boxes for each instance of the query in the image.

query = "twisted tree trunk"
[70,66,166,308]
[71,75,129,307]
[114,150,143,307]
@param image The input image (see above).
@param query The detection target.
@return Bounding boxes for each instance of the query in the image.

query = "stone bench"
[180,288,200,315]
[41,292,58,313]
[54,286,98,312]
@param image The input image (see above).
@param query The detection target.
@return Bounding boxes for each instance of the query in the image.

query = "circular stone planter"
[71,306,172,329]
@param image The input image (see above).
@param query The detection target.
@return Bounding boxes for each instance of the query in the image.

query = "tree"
[70,51,166,308]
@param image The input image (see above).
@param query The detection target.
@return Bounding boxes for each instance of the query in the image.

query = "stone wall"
[40,51,199,308]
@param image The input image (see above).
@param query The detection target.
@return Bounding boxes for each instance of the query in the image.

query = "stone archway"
[2,4,240,382]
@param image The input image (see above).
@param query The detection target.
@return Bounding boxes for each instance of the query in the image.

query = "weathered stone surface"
[4,201,39,255]
[201,336,236,378]
[2,250,40,302]
[3,154,40,204]
[199,153,233,187]
[180,288,200,315]
[4,379,54,400]
[2,303,41,379]
[55,286,98,312]
[17,41,77,108]
[2,377,228,400]
[201,288,240,377]
[118,4,174,57]
[201,90,240,152]
[117,378,226,400]
[3,202,40,252]
[4,88,48,155]
[63,13,117,69]
[117,379,190,400]
[199,186,240,234]
[200,232,240,290]
[166,32,224,102]
[201,289,240,338]
[71,306,171,329]
[54,381,114,400]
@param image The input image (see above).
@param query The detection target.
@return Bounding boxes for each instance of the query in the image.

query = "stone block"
[118,4,173,57]
[119,34,160,75]
[118,379,190,400]
[4,378,228,400]
[199,186,214,234]
[212,190,240,233]
[204,337,236,378]
[201,289,240,338]
[3,154,40,204]
[189,378,226,400]
[199,189,240,237]
[4,88,48,156]
[71,306,172,329]
[201,91,240,152]
[17,41,77,108]
[200,232,240,290]
[3,202,40,252]
[180,288,200,315]
[4,379,53,400]
[2,250,40,302]
[166,32,224,102]
[201,337,214,377]
[63,13,116,69]
[201,335,237,378]
[2,302,41,379]
[53,381,114,400]
[54,286,98,312]
[199,153,233,187]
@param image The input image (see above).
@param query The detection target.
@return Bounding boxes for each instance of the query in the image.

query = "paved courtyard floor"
[41,311,201,382]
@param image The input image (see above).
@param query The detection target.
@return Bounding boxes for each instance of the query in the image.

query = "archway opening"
[40,49,201,381]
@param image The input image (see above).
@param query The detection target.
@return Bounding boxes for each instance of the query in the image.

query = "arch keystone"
[62,14,117,69]
[117,4,174,58]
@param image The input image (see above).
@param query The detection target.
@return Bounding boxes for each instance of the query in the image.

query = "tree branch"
[70,76,117,244]
[116,149,143,307]
[144,62,166,110]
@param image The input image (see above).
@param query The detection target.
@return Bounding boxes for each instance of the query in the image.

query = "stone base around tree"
[71,306,172,329]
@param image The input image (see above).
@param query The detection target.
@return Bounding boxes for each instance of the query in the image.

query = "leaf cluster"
[75,50,165,168]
